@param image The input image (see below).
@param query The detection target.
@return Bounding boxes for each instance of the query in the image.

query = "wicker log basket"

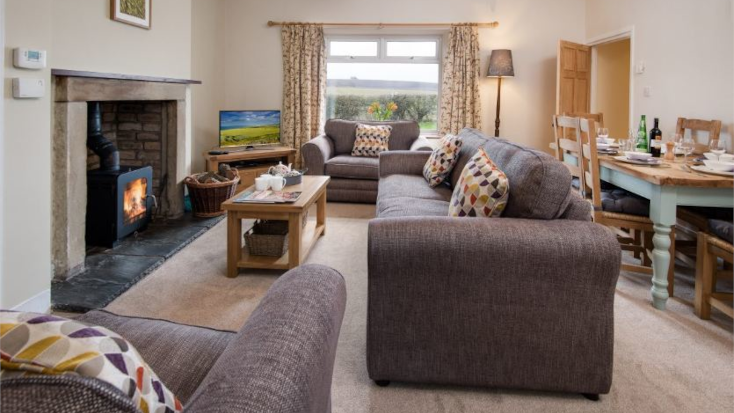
[185,169,240,217]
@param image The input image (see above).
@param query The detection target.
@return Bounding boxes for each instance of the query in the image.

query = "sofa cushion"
[352,124,392,157]
[0,311,183,412]
[709,219,733,244]
[449,148,510,218]
[325,119,419,155]
[77,310,235,404]
[423,134,464,187]
[325,155,379,180]
[378,197,450,218]
[450,128,573,220]
[378,175,453,202]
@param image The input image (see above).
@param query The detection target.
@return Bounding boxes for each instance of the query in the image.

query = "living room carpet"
[105,203,733,413]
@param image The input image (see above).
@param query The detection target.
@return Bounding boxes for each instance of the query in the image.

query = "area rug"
[105,203,734,413]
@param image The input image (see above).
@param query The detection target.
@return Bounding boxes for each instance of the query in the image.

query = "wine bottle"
[636,115,648,152]
[650,117,662,157]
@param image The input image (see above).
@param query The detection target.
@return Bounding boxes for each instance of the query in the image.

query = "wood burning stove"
[86,102,155,247]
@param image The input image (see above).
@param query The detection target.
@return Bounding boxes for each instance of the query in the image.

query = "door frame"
[587,26,635,133]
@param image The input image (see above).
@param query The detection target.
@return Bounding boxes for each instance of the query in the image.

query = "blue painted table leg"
[649,186,677,311]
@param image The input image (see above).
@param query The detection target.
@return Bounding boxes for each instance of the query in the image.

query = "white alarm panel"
[13,78,46,99]
[13,48,47,70]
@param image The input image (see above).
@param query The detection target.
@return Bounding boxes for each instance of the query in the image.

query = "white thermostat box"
[13,48,47,69]
[13,78,46,99]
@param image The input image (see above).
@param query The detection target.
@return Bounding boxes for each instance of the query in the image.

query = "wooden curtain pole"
[267,21,499,28]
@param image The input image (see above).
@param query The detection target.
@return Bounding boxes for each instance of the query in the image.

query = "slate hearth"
[52,214,223,312]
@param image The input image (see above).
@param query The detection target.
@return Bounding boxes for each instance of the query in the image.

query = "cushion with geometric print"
[351,124,392,157]
[448,148,510,218]
[0,311,182,413]
[423,134,464,187]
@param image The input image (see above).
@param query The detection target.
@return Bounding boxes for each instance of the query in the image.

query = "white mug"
[270,176,287,191]
[254,176,270,191]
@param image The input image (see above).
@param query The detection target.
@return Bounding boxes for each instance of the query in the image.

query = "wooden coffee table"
[221,176,330,277]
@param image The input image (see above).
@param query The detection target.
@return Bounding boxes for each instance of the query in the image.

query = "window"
[325,36,441,133]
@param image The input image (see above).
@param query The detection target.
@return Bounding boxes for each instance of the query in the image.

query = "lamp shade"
[487,49,514,77]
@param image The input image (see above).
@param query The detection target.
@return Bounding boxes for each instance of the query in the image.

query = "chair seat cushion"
[378,175,453,202]
[709,219,734,244]
[601,189,650,217]
[77,310,235,404]
[325,155,379,180]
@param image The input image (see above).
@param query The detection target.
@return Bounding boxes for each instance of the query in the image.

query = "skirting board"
[11,289,51,313]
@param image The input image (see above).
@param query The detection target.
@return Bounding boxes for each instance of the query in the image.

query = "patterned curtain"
[439,25,482,135]
[281,24,326,168]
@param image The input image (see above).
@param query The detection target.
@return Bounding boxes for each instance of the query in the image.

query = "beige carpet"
[106,203,734,413]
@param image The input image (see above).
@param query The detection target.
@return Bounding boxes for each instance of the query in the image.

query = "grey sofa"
[367,128,621,398]
[1,264,347,413]
[301,119,432,203]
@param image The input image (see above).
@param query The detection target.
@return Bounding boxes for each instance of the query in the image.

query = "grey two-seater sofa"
[1,265,346,413]
[302,119,432,203]
[367,128,621,398]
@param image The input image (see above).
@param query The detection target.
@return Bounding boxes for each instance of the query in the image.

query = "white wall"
[2,0,193,310]
[586,0,734,147]
[221,0,587,151]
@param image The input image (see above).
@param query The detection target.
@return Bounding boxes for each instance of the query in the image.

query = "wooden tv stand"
[204,146,297,193]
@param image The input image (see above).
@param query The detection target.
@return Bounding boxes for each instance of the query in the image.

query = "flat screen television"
[219,110,281,148]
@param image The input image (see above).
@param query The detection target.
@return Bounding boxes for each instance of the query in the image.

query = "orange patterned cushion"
[449,148,509,217]
[352,124,392,157]
[423,134,463,187]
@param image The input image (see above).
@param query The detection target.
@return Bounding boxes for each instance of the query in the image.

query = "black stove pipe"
[87,102,120,171]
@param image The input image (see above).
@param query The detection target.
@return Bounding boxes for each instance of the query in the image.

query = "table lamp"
[487,49,514,137]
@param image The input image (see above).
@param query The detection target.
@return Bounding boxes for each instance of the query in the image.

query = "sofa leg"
[374,380,391,387]
[582,393,600,401]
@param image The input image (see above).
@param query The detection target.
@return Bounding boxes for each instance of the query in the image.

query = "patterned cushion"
[352,124,392,157]
[0,311,182,413]
[448,148,509,218]
[423,134,464,187]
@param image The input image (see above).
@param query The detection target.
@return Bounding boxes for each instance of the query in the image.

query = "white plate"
[690,165,734,177]
[613,155,664,166]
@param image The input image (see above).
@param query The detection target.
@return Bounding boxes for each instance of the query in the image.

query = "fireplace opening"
[123,177,148,226]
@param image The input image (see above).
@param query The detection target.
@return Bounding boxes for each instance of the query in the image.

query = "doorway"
[592,38,631,139]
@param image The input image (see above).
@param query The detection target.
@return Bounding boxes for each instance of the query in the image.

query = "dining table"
[550,142,734,310]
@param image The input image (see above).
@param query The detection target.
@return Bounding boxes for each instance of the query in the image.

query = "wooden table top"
[221,175,330,213]
[598,155,734,188]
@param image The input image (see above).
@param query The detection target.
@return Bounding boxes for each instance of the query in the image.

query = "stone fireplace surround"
[52,70,200,280]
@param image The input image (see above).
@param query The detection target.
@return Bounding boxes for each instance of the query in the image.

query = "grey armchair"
[302,119,432,203]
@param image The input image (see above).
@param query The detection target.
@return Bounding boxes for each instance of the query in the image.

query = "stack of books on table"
[234,190,301,204]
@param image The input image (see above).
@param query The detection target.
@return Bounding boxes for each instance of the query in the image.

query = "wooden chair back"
[676,117,722,154]
[578,118,601,216]
[553,115,582,181]
[565,112,604,128]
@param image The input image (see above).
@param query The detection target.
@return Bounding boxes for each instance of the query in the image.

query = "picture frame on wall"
[111,0,152,30]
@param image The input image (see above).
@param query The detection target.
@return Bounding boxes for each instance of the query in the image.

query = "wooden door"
[557,40,591,115]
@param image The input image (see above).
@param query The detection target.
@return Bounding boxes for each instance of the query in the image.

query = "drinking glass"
[709,139,726,156]
[597,127,609,139]
[680,136,695,163]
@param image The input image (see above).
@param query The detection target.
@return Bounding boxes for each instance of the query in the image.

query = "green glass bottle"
[636,115,648,152]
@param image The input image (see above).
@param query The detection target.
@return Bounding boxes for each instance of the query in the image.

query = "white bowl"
[625,151,652,161]
[720,154,734,163]
[597,137,615,145]
[703,152,720,160]
[703,160,734,172]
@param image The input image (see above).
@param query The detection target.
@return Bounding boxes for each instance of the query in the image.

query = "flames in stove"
[123,178,147,226]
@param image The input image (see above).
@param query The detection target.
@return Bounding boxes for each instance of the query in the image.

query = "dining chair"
[694,226,733,320]
[565,112,604,128]
[675,117,722,155]
[578,118,676,280]
[553,115,583,192]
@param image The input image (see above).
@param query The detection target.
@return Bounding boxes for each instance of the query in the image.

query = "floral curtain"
[439,25,482,135]
[281,24,326,168]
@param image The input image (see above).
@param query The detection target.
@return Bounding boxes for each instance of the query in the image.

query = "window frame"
[325,35,443,134]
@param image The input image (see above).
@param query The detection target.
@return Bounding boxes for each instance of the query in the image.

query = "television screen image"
[219,110,281,148]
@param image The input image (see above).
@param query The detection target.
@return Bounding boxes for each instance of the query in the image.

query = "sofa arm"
[379,150,431,178]
[185,264,346,413]
[301,135,334,175]
[367,217,620,394]
[409,136,435,151]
